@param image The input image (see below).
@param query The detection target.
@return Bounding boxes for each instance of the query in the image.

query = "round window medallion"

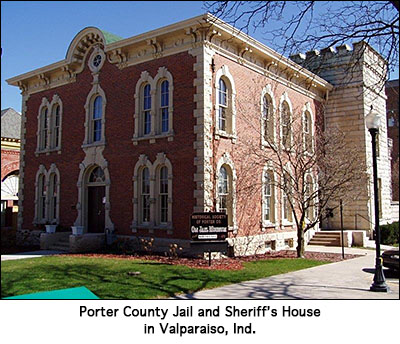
[93,54,102,67]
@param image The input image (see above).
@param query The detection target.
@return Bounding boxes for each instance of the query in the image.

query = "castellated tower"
[291,42,393,235]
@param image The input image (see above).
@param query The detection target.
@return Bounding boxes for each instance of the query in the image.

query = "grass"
[1,256,328,299]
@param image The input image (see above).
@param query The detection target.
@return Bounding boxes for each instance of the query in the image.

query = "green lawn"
[1,256,328,299]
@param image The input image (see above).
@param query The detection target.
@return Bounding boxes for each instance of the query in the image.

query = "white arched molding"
[302,102,314,154]
[132,154,153,232]
[131,153,173,234]
[261,164,278,230]
[154,67,174,137]
[36,97,50,155]
[281,163,294,226]
[215,152,237,230]
[279,92,293,150]
[34,164,47,224]
[304,171,318,223]
[133,68,175,144]
[83,83,107,147]
[47,163,61,224]
[260,84,276,148]
[133,71,154,141]
[74,146,114,233]
[214,65,237,142]
[49,94,63,152]
[153,152,173,232]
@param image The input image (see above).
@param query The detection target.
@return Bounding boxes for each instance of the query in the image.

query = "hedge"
[380,222,399,245]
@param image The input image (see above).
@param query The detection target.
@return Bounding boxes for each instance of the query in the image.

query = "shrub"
[380,222,399,245]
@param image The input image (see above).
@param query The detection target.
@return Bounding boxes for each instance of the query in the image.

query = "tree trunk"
[296,225,305,258]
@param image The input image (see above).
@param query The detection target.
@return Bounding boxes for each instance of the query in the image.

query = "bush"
[380,222,399,245]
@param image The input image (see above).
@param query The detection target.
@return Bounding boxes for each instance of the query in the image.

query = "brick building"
[6,14,396,253]
[385,79,399,201]
[1,108,21,230]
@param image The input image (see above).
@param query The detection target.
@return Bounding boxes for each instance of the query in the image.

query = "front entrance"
[88,186,105,233]
[86,166,106,233]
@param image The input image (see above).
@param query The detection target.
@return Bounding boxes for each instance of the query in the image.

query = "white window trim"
[83,84,107,147]
[260,84,276,148]
[49,94,63,152]
[282,165,295,227]
[132,153,173,233]
[34,164,60,225]
[133,68,174,144]
[36,98,50,155]
[302,102,314,155]
[215,65,237,142]
[215,152,237,231]
[262,165,278,229]
[279,92,293,151]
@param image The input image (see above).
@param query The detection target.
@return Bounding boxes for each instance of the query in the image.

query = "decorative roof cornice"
[7,13,332,97]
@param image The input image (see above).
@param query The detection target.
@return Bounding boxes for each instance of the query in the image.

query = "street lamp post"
[365,106,388,292]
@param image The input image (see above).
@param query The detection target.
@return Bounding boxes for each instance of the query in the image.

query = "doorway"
[86,166,106,233]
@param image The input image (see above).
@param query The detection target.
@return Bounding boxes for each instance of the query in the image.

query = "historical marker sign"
[190,212,228,241]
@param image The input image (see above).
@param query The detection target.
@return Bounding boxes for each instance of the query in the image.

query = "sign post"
[190,212,229,266]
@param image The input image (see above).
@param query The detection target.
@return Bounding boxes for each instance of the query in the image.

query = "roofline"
[7,12,332,90]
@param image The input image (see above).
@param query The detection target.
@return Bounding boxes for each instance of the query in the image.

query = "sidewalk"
[1,250,64,261]
[174,245,399,299]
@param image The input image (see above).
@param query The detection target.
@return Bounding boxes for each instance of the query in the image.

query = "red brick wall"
[22,50,197,239]
[211,54,321,236]
[1,148,20,181]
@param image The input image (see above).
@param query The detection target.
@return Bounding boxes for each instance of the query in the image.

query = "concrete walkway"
[175,245,399,299]
[1,250,64,261]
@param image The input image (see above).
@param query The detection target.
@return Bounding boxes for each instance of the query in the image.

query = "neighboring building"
[1,108,21,230]
[385,79,399,202]
[5,14,396,253]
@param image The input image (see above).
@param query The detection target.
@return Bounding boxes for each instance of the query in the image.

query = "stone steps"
[308,231,341,247]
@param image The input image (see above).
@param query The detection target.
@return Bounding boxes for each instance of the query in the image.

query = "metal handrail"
[354,212,374,230]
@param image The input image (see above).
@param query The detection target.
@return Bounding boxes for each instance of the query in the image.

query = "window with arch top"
[140,167,151,224]
[39,108,48,151]
[92,96,103,143]
[142,84,152,136]
[160,80,169,133]
[281,101,291,149]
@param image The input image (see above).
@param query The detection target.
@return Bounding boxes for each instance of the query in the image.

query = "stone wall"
[291,42,393,233]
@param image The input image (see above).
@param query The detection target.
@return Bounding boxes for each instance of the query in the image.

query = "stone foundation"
[16,229,43,247]
[69,233,106,253]
[227,231,298,256]
[40,232,70,250]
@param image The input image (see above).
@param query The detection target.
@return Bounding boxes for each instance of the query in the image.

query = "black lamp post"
[365,106,388,292]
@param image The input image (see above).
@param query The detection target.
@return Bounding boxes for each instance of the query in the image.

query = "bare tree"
[204,1,399,79]
[231,82,368,258]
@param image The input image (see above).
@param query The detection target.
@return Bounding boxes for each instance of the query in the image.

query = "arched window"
[218,79,228,132]
[263,170,275,223]
[140,167,150,224]
[281,101,291,149]
[282,172,293,223]
[263,95,274,144]
[50,104,61,149]
[160,80,169,133]
[39,108,48,150]
[143,84,151,135]
[38,174,46,222]
[89,166,105,183]
[218,166,228,213]
[158,166,168,224]
[48,173,58,223]
[92,96,103,142]
[304,111,313,153]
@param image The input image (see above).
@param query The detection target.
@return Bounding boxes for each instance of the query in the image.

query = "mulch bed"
[61,250,362,271]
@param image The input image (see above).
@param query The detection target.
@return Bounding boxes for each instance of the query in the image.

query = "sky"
[1,1,399,113]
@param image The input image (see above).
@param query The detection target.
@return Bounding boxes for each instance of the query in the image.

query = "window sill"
[214,130,237,143]
[131,224,173,234]
[81,141,106,149]
[132,132,174,145]
[35,148,61,156]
